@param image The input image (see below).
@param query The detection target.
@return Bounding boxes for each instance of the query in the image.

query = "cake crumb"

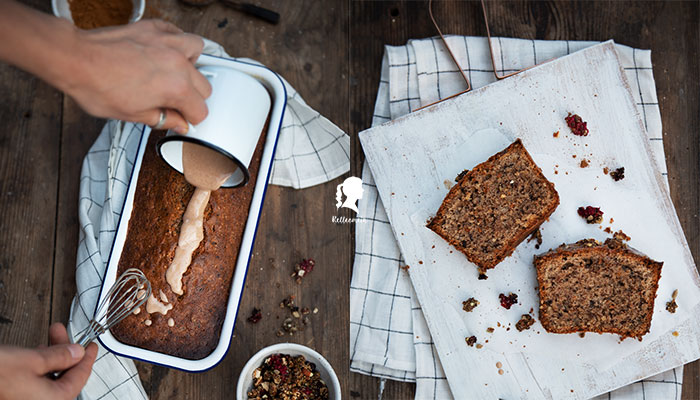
[603,167,610,175]
[516,314,535,331]
[399,264,410,271]
[476,344,483,349]
[465,336,477,347]
[443,179,453,190]
[613,230,631,241]
[672,331,679,337]
[498,369,504,375]
[666,289,679,313]
[486,327,494,333]
[527,227,543,250]
[462,297,480,312]
[167,318,175,327]
[553,131,560,138]
[247,308,262,324]
[579,159,589,168]
[610,167,625,181]
[455,169,469,182]
[579,332,586,338]
[496,362,502,368]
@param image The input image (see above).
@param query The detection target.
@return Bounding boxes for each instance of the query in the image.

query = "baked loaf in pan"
[110,130,265,360]
[535,238,663,339]
[427,139,559,270]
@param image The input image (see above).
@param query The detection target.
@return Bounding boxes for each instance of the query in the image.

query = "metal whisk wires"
[75,268,151,346]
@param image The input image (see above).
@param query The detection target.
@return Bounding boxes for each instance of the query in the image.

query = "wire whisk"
[74,268,151,347]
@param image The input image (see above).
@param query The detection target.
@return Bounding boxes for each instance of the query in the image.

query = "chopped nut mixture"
[613,230,631,241]
[515,314,535,331]
[462,297,479,312]
[465,335,477,347]
[565,113,589,136]
[577,206,604,224]
[247,308,262,324]
[610,167,625,181]
[292,258,316,284]
[247,354,329,400]
[499,293,518,310]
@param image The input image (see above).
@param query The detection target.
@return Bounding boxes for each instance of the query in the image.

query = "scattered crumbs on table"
[462,297,479,312]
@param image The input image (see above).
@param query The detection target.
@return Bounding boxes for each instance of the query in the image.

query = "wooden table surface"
[0,1,697,399]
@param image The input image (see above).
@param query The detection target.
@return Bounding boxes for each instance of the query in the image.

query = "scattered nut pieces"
[247,354,329,400]
[515,314,535,331]
[577,206,604,224]
[553,131,560,138]
[565,113,589,136]
[465,336,477,347]
[292,258,316,284]
[247,308,262,324]
[499,293,518,310]
[486,327,495,333]
[613,230,631,242]
[610,167,625,181]
[280,295,296,309]
[666,289,679,313]
[579,159,589,168]
[462,297,480,312]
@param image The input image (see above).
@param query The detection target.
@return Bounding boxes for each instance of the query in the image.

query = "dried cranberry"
[268,354,289,377]
[577,206,604,224]
[499,293,518,309]
[565,113,589,136]
[247,308,262,324]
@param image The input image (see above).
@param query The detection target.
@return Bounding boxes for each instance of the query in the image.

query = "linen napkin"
[67,39,350,399]
[350,35,681,399]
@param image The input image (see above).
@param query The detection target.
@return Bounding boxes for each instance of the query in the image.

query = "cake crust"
[427,139,560,269]
[535,238,663,340]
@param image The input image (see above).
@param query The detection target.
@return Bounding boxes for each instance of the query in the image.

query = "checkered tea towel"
[67,39,350,400]
[350,35,682,400]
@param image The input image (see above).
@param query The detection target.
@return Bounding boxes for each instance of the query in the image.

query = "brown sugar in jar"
[68,0,133,30]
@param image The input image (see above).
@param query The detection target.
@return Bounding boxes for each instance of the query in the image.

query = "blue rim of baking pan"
[96,56,288,373]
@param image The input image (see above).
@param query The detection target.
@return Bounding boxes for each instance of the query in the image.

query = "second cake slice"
[427,139,559,270]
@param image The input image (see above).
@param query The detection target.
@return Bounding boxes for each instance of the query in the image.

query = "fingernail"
[67,344,84,359]
[174,125,189,135]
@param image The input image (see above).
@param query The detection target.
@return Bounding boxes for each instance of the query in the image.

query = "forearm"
[0,1,81,93]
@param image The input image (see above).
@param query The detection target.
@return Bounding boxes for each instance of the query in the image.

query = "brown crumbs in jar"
[610,167,625,181]
[499,293,518,310]
[465,336,477,347]
[247,308,262,324]
[515,315,535,331]
[565,113,589,136]
[577,206,603,224]
[462,297,479,312]
[666,289,679,313]
[292,258,315,284]
[247,353,329,400]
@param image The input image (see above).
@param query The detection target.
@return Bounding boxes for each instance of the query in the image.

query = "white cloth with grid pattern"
[350,35,682,399]
[68,39,350,400]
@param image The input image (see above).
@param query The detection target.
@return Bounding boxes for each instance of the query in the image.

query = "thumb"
[35,344,85,374]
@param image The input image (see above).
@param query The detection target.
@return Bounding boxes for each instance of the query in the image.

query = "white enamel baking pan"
[96,55,287,372]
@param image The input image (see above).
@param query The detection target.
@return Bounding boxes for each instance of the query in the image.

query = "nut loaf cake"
[535,238,663,339]
[427,139,559,270]
[110,129,266,359]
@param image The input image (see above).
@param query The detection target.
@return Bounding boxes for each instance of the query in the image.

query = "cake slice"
[427,139,559,270]
[535,238,663,339]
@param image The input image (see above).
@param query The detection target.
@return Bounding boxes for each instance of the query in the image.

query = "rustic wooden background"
[0,0,350,399]
[0,0,698,399]
[348,1,699,399]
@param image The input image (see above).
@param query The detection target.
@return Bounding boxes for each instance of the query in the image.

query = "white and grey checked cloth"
[68,39,350,399]
[350,36,682,399]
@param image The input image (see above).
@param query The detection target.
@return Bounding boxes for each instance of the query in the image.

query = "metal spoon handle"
[221,0,279,24]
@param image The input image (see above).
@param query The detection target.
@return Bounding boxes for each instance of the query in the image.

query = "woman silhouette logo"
[335,176,363,214]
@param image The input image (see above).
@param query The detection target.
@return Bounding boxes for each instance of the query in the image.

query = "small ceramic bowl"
[236,343,342,400]
[51,0,145,26]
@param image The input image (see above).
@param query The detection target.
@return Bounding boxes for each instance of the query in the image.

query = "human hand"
[62,19,212,133]
[0,322,98,400]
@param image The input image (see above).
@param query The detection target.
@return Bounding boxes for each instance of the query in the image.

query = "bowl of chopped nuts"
[237,343,341,400]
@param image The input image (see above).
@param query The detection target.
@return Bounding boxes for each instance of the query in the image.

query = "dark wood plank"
[0,63,62,347]
[349,1,699,398]
[51,99,104,325]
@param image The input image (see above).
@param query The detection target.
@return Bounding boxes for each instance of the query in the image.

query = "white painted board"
[359,41,700,399]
